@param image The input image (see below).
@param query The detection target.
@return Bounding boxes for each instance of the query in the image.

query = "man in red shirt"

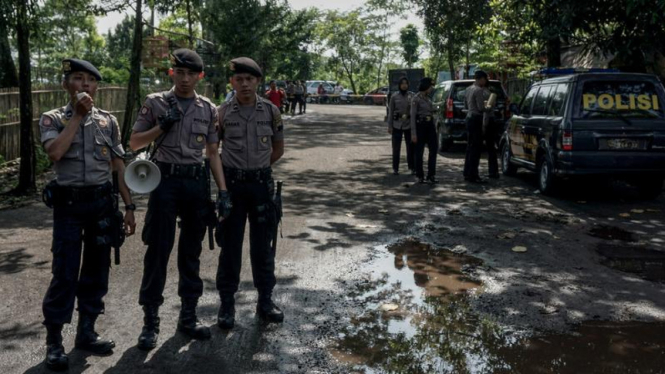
[266,80,286,113]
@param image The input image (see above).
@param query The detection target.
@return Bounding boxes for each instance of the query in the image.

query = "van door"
[511,86,538,161]
[523,85,554,162]
[571,78,665,154]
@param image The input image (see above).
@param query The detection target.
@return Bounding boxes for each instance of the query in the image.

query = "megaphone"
[125,159,161,194]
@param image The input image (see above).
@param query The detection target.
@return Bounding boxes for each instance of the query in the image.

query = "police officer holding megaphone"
[128,48,231,350]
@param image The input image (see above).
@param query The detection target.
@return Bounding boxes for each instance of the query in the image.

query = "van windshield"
[453,82,506,102]
[577,81,664,119]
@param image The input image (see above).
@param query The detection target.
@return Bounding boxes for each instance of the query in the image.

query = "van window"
[548,84,568,116]
[577,81,664,119]
[433,87,445,102]
[520,86,538,115]
[532,85,554,115]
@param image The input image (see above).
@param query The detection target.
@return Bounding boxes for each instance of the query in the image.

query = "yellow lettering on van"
[583,94,597,109]
[615,95,629,110]
[629,94,637,109]
[637,95,652,110]
[598,94,614,110]
[653,95,660,110]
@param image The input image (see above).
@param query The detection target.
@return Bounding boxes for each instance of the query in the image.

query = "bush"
[35,145,51,175]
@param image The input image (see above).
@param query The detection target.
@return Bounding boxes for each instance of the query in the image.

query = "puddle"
[588,225,637,242]
[597,243,665,281]
[332,238,665,373]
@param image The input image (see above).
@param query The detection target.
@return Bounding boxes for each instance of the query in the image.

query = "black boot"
[137,305,160,351]
[74,313,115,355]
[426,176,439,184]
[177,298,211,340]
[45,324,68,371]
[217,294,236,329]
[257,292,284,323]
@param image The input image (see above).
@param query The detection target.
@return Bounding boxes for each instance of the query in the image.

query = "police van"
[501,72,665,199]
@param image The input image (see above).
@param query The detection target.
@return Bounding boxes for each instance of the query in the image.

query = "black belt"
[393,113,410,120]
[157,162,205,179]
[54,182,112,203]
[417,115,434,122]
[224,167,272,182]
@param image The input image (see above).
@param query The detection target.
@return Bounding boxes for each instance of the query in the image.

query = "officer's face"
[172,67,201,94]
[63,72,98,99]
[399,81,409,91]
[231,73,259,102]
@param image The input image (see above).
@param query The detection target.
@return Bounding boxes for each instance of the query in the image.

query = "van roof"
[435,80,502,87]
[535,72,661,85]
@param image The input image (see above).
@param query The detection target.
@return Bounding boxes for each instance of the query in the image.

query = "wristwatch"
[125,203,136,211]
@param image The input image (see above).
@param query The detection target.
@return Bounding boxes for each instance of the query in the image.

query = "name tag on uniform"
[257,120,271,127]
[193,118,210,125]
[225,122,241,127]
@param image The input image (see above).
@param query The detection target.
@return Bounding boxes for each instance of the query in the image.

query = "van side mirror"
[510,103,520,115]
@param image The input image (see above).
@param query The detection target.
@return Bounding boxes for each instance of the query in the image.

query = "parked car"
[339,89,355,104]
[364,86,389,105]
[432,80,510,151]
[306,81,334,96]
[501,72,665,198]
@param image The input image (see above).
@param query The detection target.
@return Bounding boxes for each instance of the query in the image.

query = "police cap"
[474,70,488,80]
[229,57,262,78]
[62,59,102,81]
[170,48,204,72]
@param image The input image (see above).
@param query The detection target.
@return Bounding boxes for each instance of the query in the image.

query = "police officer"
[463,70,493,183]
[216,57,285,329]
[39,59,136,371]
[411,77,438,184]
[388,77,415,175]
[129,48,229,349]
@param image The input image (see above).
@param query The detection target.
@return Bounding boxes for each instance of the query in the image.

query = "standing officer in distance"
[388,77,415,175]
[463,70,493,183]
[129,48,230,350]
[39,59,136,371]
[216,57,285,329]
[411,77,438,184]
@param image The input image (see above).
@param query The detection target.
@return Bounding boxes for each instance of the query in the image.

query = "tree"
[155,0,201,48]
[400,24,420,68]
[0,3,18,88]
[121,0,144,144]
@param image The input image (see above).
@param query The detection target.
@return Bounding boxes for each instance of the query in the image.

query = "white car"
[306,81,334,96]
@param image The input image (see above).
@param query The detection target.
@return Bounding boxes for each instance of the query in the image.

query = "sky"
[96,0,424,39]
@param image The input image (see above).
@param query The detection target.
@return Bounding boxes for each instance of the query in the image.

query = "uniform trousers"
[217,174,276,295]
[43,189,114,325]
[415,121,438,179]
[139,174,208,306]
[464,114,484,179]
[391,127,414,173]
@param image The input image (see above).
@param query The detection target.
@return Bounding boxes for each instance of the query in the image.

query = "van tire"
[538,157,557,195]
[501,143,518,176]
[636,177,664,200]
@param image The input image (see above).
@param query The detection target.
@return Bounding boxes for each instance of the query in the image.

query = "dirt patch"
[597,243,665,281]
[588,225,638,242]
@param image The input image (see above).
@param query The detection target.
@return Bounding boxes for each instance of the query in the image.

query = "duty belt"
[157,162,205,179]
[224,167,272,183]
[417,115,433,122]
[393,113,410,120]
[54,182,112,203]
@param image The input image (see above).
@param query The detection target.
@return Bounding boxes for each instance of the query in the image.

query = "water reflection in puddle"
[332,239,665,374]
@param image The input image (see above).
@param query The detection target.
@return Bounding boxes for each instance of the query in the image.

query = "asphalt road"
[1,104,665,374]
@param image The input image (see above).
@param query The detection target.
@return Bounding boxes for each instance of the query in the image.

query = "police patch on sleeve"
[141,105,150,115]
[43,117,51,126]
[99,117,108,127]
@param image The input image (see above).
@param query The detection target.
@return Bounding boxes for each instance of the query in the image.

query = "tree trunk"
[546,37,561,68]
[447,39,455,80]
[14,0,35,194]
[465,37,470,79]
[122,0,143,145]
[186,0,194,48]
[0,22,19,88]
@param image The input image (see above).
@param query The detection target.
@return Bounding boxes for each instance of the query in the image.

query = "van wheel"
[501,143,518,176]
[636,177,664,200]
[538,157,557,195]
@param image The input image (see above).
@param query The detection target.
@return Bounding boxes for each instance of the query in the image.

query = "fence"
[0,83,213,161]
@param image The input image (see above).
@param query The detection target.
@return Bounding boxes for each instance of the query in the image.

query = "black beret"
[398,76,409,85]
[62,59,102,81]
[418,77,434,92]
[474,70,488,80]
[229,57,262,77]
[170,48,204,72]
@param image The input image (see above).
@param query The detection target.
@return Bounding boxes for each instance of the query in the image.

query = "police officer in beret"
[216,57,285,329]
[39,59,136,371]
[388,77,415,175]
[129,48,230,349]
[411,77,438,184]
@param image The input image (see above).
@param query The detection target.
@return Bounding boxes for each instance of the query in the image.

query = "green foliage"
[34,142,51,175]
[399,24,420,68]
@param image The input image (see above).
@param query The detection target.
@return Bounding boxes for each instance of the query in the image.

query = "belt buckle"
[426,116,432,121]
[401,114,407,120]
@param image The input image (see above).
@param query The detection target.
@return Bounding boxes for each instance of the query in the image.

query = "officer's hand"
[411,135,418,144]
[388,127,393,135]
[158,97,181,132]
[74,91,93,117]
[124,210,136,236]
[217,190,233,222]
